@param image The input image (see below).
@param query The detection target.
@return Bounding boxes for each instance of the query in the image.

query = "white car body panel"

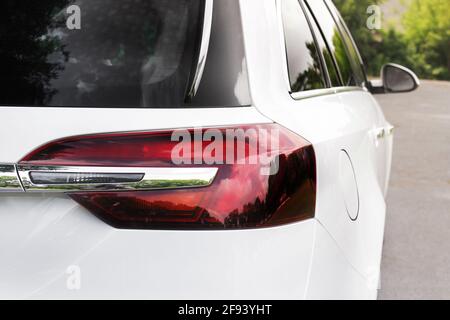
[241,0,389,286]
[0,194,315,299]
[0,0,392,299]
[306,221,377,300]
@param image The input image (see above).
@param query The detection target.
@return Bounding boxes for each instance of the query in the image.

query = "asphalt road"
[375,80,450,299]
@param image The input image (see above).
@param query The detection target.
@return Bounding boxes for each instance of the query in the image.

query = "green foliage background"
[334,0,450,80]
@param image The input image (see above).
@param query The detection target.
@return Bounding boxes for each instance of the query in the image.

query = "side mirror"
[369,63,420,94]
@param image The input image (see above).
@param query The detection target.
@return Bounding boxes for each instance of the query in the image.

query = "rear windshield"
[0,0,251,108]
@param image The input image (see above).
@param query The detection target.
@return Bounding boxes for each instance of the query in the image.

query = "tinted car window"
[305,0,357,87]
[326,0,366,86]
[301,1,341,87]
[281,0,326,92]
[0,0,251,108]
[318,38,342,87]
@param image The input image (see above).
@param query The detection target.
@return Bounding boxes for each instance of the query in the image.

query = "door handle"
[374,127,385,140]
[7,165,218,193]
[374,125,394,140]
[386,125,394,136]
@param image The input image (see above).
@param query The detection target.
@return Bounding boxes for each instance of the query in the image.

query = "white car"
[0,0,419,299]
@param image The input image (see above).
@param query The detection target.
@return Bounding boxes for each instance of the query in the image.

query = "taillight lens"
[20,124,316,230]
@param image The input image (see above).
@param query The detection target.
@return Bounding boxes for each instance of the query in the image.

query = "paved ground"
[375,80,450,299]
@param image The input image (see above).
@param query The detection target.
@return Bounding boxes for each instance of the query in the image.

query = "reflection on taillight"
[20,124,316,230]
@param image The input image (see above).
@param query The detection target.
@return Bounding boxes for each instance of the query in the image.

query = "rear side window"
[301,2,341,87]
[281,0,326,92]
[326,0,366,86]
[0,0,251,108]
[305,0,358,87]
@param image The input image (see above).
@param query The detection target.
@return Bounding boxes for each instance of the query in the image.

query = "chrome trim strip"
[291,88,336,100]
[186,0,213,100]
[17,165,218,192]
[290,86,365,101]
[14,164,26,192]
[0,163,23,192]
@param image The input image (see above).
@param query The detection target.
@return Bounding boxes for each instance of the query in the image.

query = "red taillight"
[20,124,316,230]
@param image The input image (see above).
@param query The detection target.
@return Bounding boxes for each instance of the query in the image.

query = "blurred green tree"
[334,0,450,80]
[403,0,450,80]
[333,0,386,75]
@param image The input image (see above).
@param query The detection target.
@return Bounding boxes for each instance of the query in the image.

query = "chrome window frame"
[324,0,368,87]
[290,86,367,101]
[276,0,368,101]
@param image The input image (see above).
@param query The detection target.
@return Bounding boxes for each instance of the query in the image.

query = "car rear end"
[0,0,376,299]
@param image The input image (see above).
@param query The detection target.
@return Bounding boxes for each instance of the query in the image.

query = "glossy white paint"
[306,221,378,299]
[0,0,393,299]
[240,0,390,294]
[0,194,315,299]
